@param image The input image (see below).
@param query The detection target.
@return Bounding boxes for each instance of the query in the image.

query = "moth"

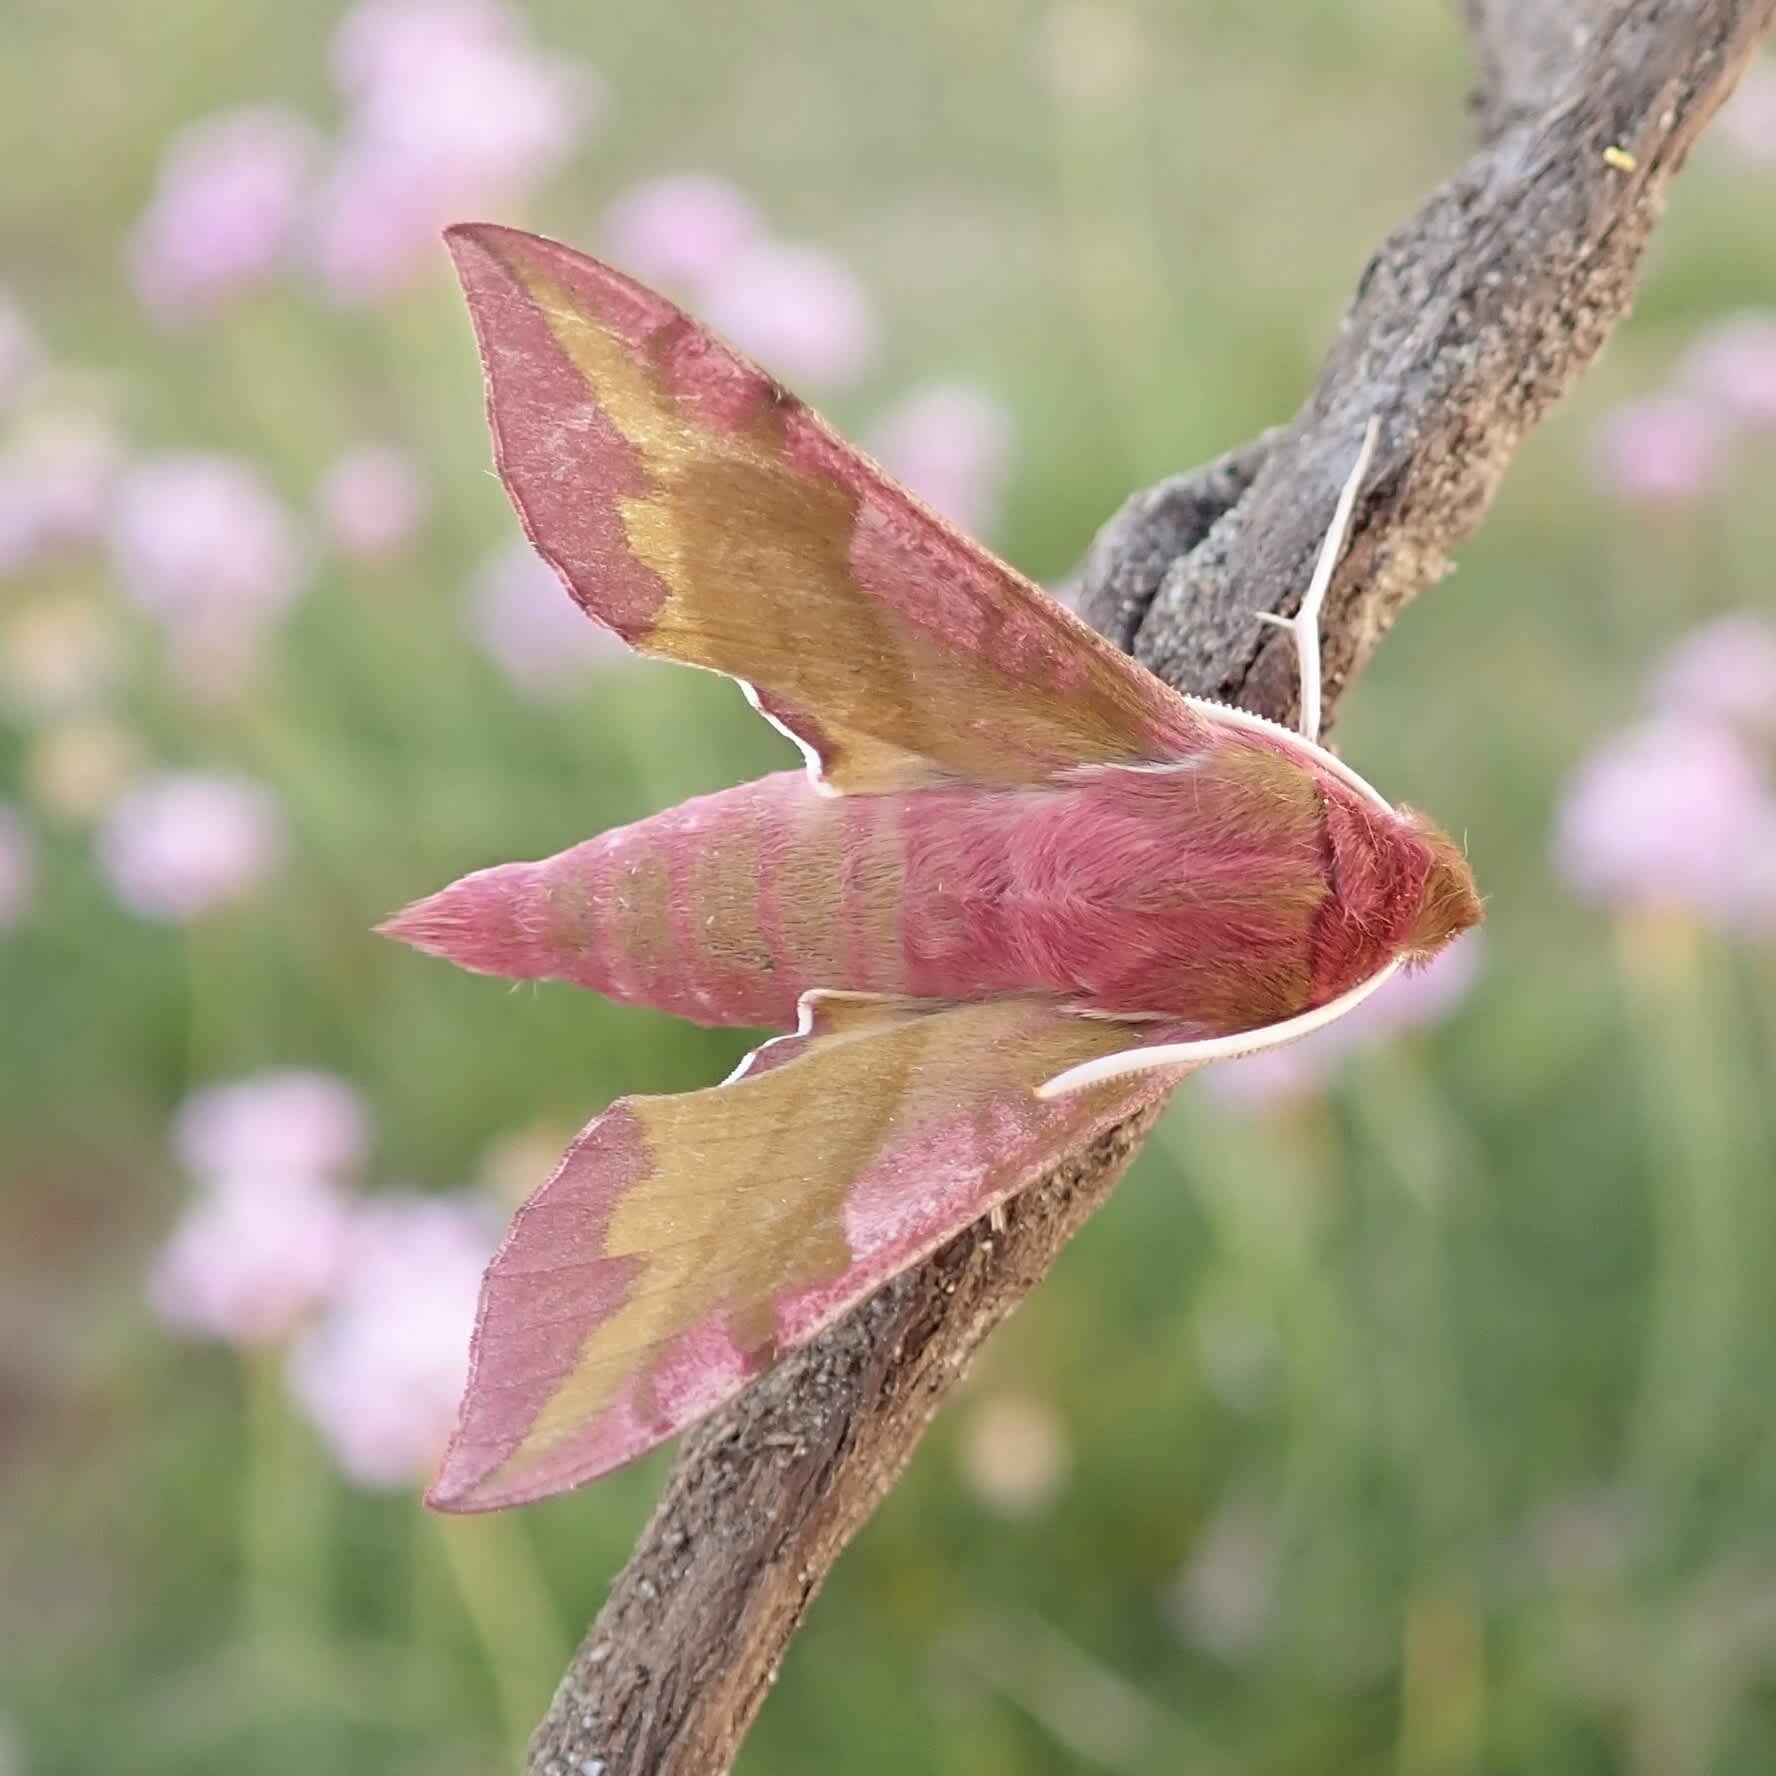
[385,224,1482,1511]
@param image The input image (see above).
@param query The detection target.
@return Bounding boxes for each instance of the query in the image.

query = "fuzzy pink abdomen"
[385,752,1427,1034]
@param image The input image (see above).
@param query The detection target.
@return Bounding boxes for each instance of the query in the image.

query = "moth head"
[1398,809,1484,961]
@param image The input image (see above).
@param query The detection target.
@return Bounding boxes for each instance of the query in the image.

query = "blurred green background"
[4,1,1776,1772]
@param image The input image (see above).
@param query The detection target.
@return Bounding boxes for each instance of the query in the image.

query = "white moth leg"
[1034,957,1405,1100]
[1255,415,1380,744]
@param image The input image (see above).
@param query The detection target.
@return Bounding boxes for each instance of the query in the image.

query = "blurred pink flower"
[127,105,319,325]
[1201,1040,1321,1109]
[108,451,305,695]
[96,770,284,922]
[0,288,42,412]
[698,240,878,392]
[1715,57,1776,164]
[330,0,513,90]
[0,414,123,576]
[286,1191,497,1489]
[0,803,36,933]
[148,1168,353,1346]
[309,151,460,300]
[1553,715,1776,929]
[1650,613,1776,738]
[0,471,46,579]
[1208,932,1484,1108]
[600,173,765,291]
[313,0,600,300]
[866,381,1015,538]
[1588,395,1724,508]
[1677,312,1776,434]
[466,536,627,696]
[110,452,302,618]
[174,1070,372,1187]
[315,443,429,559]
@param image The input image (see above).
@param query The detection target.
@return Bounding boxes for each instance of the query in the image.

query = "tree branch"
[526,5,1776,1772]
[1459,0,1594,134]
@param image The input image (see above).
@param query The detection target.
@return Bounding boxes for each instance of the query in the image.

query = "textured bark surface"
[526,5,1776,1772]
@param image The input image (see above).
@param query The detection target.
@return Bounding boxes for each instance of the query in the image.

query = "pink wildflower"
[127,106,319,325]
[1650,613,1776,738]
[466,536,627,697]
[329,0,514,91]
[600,173,765,291]
[1208,932,1484,1108]
[286,1192,498,1489]
[315,443,429,559]
[1677,312,1776,434]
[0,473,38,578]
[313,0,599,300]
[866,381,1014,538]
[1201,1041,1323,1109]
[698,240,878,392]
[108,452,305,695]
[1588,395,1724,508]
[0,413,122,576]
[148,1168,353,1347]
[96,770,284,922]
[1553,715,1776,930]
[0,803,36,933]
[173,1070,372,1187]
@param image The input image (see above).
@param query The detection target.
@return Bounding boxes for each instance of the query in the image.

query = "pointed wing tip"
[424,1478,489,1514]
[442,219,523,262]
[425,1416,548,1513]
[442,221,501,278]
[425,1428,641,1513]
[444,222,616,294]
[424,1464,513,1514]
[442,222,563,305]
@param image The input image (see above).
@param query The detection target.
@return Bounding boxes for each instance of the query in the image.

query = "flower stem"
[428,1509,566,1766]
[1618,910,1748,1510]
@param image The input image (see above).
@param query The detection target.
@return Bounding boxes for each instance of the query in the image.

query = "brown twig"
[526,5,1776,1772]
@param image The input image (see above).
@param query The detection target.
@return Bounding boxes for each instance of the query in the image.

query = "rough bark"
[526,5,1776,1772]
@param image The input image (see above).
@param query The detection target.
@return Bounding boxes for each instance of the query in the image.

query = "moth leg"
[1256,415,1380,744]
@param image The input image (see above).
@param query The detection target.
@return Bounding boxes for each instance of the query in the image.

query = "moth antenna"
[1034,956,1405,1099]
[1267,414,1381,744]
